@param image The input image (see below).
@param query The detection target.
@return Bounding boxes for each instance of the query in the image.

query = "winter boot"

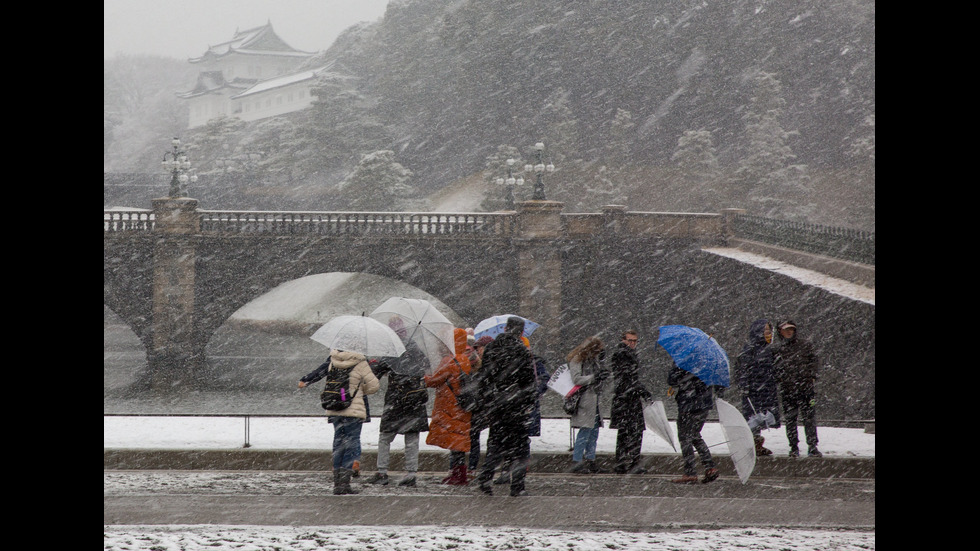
[398,474,417,487]
[754,435,773,456]
[351,460,361,478]
[702,468,720,484]
[366,472,389,485]
[333,468,359,495]
[447,464,469,486]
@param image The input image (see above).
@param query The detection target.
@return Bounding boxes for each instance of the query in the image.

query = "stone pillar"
[720,208,746,244]
[149,197,201,390]
[515,200,564,359]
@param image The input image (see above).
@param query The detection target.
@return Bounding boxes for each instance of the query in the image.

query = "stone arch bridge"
[104,199,875,419]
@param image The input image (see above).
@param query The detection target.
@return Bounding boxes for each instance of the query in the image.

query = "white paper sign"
[547,363,580,398]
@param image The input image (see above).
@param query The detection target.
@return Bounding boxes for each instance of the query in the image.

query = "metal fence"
[733,214,874,265]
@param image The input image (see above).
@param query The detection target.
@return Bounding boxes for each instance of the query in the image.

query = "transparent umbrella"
[643,400,678,452]
[715,397,756,484]
[310,315,406,358]
[369,297,454,373]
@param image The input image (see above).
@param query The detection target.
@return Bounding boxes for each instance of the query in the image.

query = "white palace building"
[178,23,342,129]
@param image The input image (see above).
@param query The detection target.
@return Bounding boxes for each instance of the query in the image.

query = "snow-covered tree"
[672,129,721,211]
[734,71,812,219]
[339,150,416,211]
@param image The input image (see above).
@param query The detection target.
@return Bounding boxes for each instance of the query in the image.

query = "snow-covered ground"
[104,415,874,550]
[103,525,875,550]
[104,415,875,457]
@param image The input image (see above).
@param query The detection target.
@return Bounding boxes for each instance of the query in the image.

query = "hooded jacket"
[735,319,780,415]
[424,328,473,452]
[325,349,380,420]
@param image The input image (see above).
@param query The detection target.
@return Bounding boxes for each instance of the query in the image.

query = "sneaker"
[672,475,699,484]
[808,448,823,458]
[366,473,389,485]
[702,468,719,484]
[352,460,361,477]
[397,475,417,487]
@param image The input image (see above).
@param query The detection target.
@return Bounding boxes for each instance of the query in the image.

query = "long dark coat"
[373,340,430,434]
[735,319,780,424]
[668,364,718,414]
[609,342,652,429]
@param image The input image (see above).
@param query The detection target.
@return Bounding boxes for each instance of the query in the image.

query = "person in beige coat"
[325,348,380,495]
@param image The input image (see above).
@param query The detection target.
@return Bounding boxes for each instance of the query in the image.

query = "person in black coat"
[364,336,430,487]
[772,320,822,458]
[668,363,723,484]
[735,319,780,456]
[609,331,653,474]
[475,317,536,497]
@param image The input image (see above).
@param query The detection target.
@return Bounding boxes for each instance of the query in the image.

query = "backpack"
[320,366,358,411]
[448,359,481,413]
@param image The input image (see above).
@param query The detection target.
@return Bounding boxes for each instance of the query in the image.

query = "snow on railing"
[197,210,517,236]
[104,209,154,232]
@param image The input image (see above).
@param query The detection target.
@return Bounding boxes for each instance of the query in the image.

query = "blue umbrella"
[473,314,540,341]
[656,325,730,387]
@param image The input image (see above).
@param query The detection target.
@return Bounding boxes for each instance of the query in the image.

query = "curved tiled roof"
[189,22,314,63]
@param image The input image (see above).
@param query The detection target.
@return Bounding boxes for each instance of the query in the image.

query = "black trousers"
[677,408,714,476]
[783,392,818,451]
[614,416,645,469]
[478,417,530,493]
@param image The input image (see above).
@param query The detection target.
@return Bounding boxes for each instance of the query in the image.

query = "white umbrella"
[310,315,406,358]
[715,397,756,484]
[643,400,678,452]
[369,297,454,373]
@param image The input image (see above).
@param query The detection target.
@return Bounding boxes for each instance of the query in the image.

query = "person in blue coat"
[735,319,780,456]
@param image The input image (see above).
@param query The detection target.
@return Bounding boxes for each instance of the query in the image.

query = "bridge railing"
[104,209,154,232]
[733,214,875,265]
[197,210,517,236]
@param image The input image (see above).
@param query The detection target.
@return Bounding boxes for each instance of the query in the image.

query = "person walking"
[494,336,551,485]
[566,335,610,475]
[364,321,430,487]
[772,320,822,458]
[468,335,494,476]
[668,360,722,484]
[610,330,653,474]
[476,316,537,496]
[322,348,380,495]
[424,328,473,485]
[735,318,780,456]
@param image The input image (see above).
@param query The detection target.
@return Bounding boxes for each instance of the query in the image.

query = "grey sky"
[104,0,389,60]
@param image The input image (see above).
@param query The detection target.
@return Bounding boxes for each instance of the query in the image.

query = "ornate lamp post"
[495,158,525,210]
[162,137,197,197]
[524,142,555,200]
